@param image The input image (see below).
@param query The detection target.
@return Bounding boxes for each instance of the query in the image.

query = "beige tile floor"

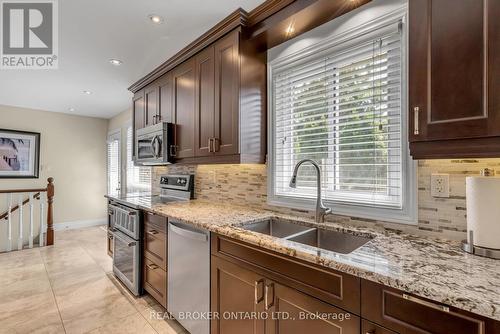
[0,226,188,334]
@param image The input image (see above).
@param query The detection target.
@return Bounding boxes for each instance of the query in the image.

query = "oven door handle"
[111,231,136,247]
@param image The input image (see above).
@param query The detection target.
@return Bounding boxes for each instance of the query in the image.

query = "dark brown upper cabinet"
[133,91,145,132]
[195,29,242,159]
[172,59,197,159]
[213,30,240,157]
[194,45,216,157]
[144,84,158,127]
[158,72,173,124]
[409,0,500,158]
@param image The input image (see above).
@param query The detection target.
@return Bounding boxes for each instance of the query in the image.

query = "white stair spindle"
[29,192,34,248]
[6,194,12,252]
[18,194,23,250]
[39,193,45,247]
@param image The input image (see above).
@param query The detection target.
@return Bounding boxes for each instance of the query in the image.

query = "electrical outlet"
[431,173,450,198]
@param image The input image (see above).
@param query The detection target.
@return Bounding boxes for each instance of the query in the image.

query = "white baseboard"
[54,218,107,231]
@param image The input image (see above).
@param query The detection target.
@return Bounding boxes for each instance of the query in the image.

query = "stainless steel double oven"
[108,201,142,295]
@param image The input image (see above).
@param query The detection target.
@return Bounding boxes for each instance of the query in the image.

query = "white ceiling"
[0,0,265,119]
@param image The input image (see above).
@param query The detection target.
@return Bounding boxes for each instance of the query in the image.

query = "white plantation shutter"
[107,131,121,194]
[126,126,151,192]
[271,21,405,209]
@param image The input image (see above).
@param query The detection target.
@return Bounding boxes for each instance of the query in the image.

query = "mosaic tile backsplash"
[152,159,500,240]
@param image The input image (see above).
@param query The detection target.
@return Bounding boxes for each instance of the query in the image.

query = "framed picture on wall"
[0,129,40,178]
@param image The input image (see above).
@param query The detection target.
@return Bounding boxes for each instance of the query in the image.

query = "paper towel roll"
[466,176,500,250]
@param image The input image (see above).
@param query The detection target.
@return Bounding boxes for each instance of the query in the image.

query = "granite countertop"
[106,195,500,321]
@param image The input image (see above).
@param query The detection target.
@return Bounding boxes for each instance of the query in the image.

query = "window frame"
[125,123,151,193]
[267,7,417,224]
[106,129,121,195]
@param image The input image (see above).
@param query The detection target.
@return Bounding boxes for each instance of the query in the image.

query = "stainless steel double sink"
[240,218,373,254]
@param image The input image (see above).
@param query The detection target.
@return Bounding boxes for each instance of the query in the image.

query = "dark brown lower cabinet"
[361,280,500,334]
[211,256,265,334]
[211,255,359,334]
[142,212,168,308]
[266,282,360,334]
[143,258,167,308]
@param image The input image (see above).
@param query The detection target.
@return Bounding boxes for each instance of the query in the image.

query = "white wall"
[0,104,108,225]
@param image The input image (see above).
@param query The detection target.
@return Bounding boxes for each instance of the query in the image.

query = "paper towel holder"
[462,230,500,260]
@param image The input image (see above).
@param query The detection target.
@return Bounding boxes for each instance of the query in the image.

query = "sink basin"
[288,228,372,254]
[240,218,373,254]
[241,218,314,238]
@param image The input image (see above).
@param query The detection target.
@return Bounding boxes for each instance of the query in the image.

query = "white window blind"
[126,126,151,192]
[272,22,404,209]
[107,131,121,195]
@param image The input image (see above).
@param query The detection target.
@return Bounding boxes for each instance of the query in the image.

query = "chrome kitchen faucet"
[289,159,332,224]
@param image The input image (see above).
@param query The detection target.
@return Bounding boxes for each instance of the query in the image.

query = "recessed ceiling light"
[109,58,123,66]
[68,107,75,112]
[285,24,295,35]
[83,90,92,95]
[148,14,164,24]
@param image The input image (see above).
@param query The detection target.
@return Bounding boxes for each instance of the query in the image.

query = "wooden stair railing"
[0,178,55,249]
[0,192,41,220]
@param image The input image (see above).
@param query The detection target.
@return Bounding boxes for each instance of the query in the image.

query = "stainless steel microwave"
[135,122,174,165]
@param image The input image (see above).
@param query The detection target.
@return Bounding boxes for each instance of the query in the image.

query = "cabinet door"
[214,30,240,156]
[133,91,145,131]
[172,59,196,158]
[266,282,360,334]
[158,72,173,124]
[409,0,500,142]
[145,85,158,127]
[195,46,215,157]
[143,258,167,308]
[361,280,487,334]
[211,256,266,334]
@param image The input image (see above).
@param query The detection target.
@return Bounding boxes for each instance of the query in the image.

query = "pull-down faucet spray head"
[289,175,297,188]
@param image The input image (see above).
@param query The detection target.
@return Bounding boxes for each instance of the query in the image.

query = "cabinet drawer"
[143,258,167,308]
[144,212,167,233]
[212,234,360,314]
[362,320,397,334]
[144,212,167,269]
[144,229,166,269]
[361,280,486,334]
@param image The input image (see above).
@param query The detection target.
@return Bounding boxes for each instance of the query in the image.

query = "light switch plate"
[431,173,450,198]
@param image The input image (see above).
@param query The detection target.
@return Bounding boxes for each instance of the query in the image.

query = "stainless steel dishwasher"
[168,220,210,334]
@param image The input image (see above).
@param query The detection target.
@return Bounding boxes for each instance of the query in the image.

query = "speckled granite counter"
[107,195,500,321]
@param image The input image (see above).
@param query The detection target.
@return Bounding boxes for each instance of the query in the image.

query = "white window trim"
[107,128,121,195]
[125,121,151,192]
[267,6,417,225]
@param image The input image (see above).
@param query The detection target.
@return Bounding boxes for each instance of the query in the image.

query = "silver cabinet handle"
[208,138,213,153]
[254,279,264,304]
[402,293,450,312]
[264,283,274,310]
[213,137,219,152]
[146,229,159,235]
[413,107,420,135]
[169,222,208,242]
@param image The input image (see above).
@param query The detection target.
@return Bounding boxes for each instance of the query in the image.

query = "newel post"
[46,177,54,246]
